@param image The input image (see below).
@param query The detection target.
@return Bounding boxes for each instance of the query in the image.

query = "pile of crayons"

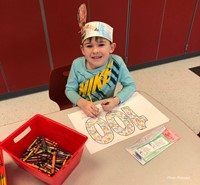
[0,150,7,185]
[21,136,72,176]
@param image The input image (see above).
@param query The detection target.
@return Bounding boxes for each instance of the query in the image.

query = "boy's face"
[81,37,116,70]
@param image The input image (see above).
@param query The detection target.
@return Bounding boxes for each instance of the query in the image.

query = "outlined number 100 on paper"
[85,106,148,144]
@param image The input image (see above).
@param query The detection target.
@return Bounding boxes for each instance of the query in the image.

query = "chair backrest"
[49,64,73,110]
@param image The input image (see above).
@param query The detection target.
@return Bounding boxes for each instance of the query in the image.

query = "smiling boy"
[65,20,136,118]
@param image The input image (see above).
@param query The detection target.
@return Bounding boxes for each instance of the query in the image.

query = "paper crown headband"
[77,4,113,43]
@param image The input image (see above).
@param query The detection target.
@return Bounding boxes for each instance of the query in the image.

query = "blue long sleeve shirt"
[65,54,136,105]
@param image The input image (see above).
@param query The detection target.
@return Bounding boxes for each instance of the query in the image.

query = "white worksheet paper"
[68,92,169,154]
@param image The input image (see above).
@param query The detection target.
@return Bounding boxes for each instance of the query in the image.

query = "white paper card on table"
[68,92,170,154]
[126,126,180,165]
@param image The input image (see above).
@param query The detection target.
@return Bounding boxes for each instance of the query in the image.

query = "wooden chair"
[49,64,73,110]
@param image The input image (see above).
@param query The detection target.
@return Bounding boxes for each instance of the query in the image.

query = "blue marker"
[135,152,142,160]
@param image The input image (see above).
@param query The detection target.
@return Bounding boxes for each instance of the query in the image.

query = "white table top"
[1,92,200,185]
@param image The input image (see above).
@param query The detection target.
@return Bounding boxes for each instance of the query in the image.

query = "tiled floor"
[0,56,200,134]
[133,56,200,134]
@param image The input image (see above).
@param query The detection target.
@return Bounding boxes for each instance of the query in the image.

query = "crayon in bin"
[0,148,7,185]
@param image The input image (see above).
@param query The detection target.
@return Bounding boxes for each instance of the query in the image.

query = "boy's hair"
[83,36,112,44]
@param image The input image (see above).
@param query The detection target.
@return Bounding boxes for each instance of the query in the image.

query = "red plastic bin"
[1,114,88,185]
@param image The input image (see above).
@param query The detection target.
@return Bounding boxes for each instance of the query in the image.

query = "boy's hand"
[101,96,120,111]
[77,98,99,118]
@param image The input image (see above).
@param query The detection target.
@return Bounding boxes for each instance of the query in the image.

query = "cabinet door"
[128,0,165,66]
[43,0,88,68]
[90,0,128,59]
[157,0,196,59]
[187,1,200,53]
[0,1,51,92]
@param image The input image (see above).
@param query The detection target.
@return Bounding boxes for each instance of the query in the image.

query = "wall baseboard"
[128,52,200,71]
[0,85,48,101]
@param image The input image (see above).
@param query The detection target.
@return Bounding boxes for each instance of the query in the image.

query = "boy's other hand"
[101,96,120,111]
